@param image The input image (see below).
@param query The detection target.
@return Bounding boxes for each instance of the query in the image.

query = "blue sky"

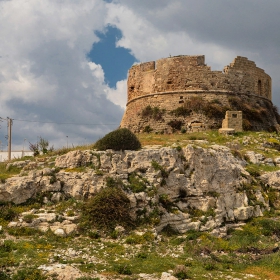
[87,26,137,88]
[1,0,280,150]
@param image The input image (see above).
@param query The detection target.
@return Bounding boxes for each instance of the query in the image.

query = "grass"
[0,163,22,182]
[1,211,280,279]
[2,130,280,278]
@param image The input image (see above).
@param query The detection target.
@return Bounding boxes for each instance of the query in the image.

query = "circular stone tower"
[120,55,279,133]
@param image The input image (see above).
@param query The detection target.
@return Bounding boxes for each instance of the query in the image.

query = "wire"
[11,118,119,126]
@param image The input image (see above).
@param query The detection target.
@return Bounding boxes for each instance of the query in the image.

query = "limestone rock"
[260,170,280,190]
[0,176,37,204]
[161,272,178,280]
[40,264,84,280]
[0,144,268,233]
[55,150,92,168]
[245,151,265,164]
[53,228,66,237]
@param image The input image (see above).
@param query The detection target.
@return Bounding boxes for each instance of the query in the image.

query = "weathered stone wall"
[222,111,243,132]
[121,55,276,133]
[127,55,271,102]
[121,91,277,133]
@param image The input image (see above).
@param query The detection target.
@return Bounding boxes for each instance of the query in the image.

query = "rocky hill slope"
[1,131,280,279]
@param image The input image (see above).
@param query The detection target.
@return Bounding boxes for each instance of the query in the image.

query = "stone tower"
[120,55,279,133]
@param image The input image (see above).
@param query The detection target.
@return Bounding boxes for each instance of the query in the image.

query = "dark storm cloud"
[115,0,280,54]
[108,0,280,107]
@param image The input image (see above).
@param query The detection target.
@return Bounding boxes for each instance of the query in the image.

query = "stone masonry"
[120,55,279,133]
[220,111,243,133]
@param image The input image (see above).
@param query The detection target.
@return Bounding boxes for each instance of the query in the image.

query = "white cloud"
[0,0,124,149]
[105,79,127,109]
[1,0,280,151]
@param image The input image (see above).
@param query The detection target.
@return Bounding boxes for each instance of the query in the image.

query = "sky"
[1,0,280,151]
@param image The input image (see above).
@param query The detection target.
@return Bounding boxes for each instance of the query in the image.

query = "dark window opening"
[232,114,237,118]
[258,80,262,95]
[179,100,184,104]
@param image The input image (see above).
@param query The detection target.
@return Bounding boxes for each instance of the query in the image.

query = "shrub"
[94,128,141,151]
[22,214,37,223]
[12,268,46,280]
[127,173,146,193]
[203,103,228,119]
[151,161,168,178]
[0,272,10,280]
[141,105,165,121]
[273,105,280,123]
[114,263,132,275]
[88,230,100,239]
[170,106,191,117]
[185,96,205,112]
[168,120,183,131]
[161,224,179,236]
[0,240,16,254]
[82,187,133,230]
[7,227,40,237]
[143,125,153,133]
[242,119,252,131]
[0,204,18,221]
[173,265,189,280]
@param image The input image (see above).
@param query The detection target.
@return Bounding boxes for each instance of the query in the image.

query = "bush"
[127,173,146,193]
[173,265,189,280]
[12,268,46,280]
[203,103,228,119]
[7,227,41,237]
[82,187,133,230]
[141,105,165,121]
[273,105,280,123]
[143,125,153,133]
[167,120,183,131]
[94,128,141,151]
[0,204,18,221]
[185,96,205,112]
[170,106,191,117]
[114,263,132,275]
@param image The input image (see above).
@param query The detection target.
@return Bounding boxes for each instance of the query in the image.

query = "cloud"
[1,0,280,151]
[0,0,124,149]
[105,79,127,109]
[107,0,280,105]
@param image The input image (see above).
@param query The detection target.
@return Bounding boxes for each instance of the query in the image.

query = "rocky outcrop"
[0,145,271,234]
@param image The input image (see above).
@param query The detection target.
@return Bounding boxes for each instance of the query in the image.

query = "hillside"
[1,131,280,280]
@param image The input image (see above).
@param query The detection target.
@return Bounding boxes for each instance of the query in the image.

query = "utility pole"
[7,118,12,161]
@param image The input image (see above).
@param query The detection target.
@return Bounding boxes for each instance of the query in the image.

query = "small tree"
[29,137,53,156]
[38,137,49,154]
[29,142,39,156]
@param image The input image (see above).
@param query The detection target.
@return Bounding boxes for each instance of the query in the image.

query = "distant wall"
[0,151,33,162]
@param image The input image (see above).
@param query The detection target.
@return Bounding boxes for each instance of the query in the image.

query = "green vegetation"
[29,136,54,156]
[170,106,192,117]
[94,128,141,151]
[0,163,22,183]
[81,187,133,231]
[127,173,146,193]
[141,105,165,121]
[2,130,280,278]
[167,119,183,131]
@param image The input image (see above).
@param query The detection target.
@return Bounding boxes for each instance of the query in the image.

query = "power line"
[11,118,119,126]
